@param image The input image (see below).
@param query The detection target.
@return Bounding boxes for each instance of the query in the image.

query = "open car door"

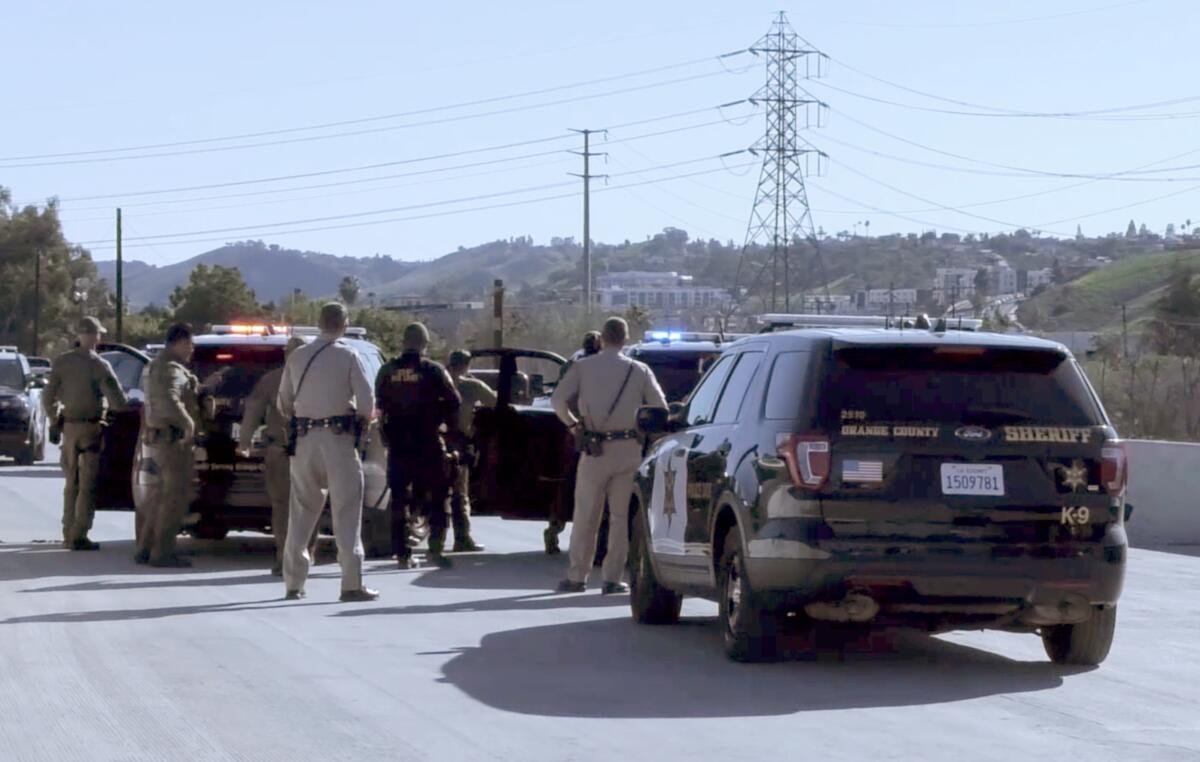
[470,348,577,522]
[94,343,149,510]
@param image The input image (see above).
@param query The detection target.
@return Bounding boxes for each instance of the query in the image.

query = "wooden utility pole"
[493,279,505,348]
[1122,303,1129,360]
[115,208,123,342]
[32,248,41,356]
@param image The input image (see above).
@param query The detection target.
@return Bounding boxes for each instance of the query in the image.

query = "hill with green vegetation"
[1019,248,1200,332]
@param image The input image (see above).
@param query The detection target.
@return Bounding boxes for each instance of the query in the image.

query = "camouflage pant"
[60,422,102,543]
[137,440,194,562]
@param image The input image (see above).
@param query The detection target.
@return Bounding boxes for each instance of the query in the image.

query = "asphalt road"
[1,448,1198,761]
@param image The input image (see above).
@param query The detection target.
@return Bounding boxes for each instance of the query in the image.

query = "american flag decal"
[842,459,883,482]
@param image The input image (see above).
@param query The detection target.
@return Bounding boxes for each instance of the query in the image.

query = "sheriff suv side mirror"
[637,406,669,435]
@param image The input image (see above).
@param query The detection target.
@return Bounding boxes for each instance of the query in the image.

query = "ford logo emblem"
[955,426,992,442]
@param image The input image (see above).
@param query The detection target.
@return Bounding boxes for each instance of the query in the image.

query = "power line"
[84,161,759,252]
[77,154,750,246]
[811,79,1200,122]
[61,154,579,222]
[827,53,1200,120]
[0,52,749,163]
[830,109,1200,181]
[1,70,741,170]
[816,149,1071,236]
[38,103,756,206]
[826,0,1152,30]
[57,150,576,215]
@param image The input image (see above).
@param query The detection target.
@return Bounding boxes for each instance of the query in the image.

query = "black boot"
[427,530,453,569]
[71,538,101,551]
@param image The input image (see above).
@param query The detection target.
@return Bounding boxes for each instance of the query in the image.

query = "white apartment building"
[864,288,919,311]
[994,266,1018,295]
[933,268,978,303]
[595,271,730,313]
[1025,268,1054,291]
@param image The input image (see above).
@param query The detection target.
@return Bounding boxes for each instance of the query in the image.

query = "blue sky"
[4,0,1198,266]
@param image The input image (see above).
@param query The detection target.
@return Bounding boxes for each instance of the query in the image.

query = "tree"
[168,264,262,331]
[0,190,108,355]
[1150,259,1200,355]
[338,276,360,305]
[1126,220,1138,239]
[973,268,990,297]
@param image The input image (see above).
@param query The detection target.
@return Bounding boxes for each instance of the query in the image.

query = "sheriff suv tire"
[629,512,682,625]
[1042,605,1117,666]
[719,527,778,662]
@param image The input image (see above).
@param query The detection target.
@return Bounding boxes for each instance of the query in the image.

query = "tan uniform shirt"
[239,367,286,450]
[277,334,374,422]
[144,353,199,434]
[455,374,497,438]
[42,348,127,422]
[551,347,667,433]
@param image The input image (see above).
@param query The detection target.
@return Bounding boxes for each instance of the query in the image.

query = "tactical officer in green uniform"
[238,336,315,575]
[446,349,496,553]
[136,324,200,567]
[42,316,127,550]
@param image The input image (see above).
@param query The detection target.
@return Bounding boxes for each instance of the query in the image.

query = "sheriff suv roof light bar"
[210,325,368,338]
[758,313,983,333]
[642,330,748,344]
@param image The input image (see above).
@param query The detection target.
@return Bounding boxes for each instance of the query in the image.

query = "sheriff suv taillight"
[1101,441,1127,494]
[776,433,831,489]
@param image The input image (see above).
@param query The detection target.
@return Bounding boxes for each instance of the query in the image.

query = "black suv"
[629,327,1127,665]
[0,347,47,465]
[92,328,391,545]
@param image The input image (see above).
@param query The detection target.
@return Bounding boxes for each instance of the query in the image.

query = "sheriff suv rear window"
[818,346,1103,427]
[0,359,23,389]
[192,345,284,399]
[631,349,718,402]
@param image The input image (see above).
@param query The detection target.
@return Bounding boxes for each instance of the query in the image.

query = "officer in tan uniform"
[545,330,602,555]
[551,317,667,594]
[238,336,314,576]
[277,303,377,602]
[42,316,127,550]
[137,323,200,567]
[446,350,496,553]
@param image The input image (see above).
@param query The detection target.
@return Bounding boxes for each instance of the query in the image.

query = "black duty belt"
[143,426,186,444]
[64,417,102,424]
[584,429,639,441]
[295,415,357,437]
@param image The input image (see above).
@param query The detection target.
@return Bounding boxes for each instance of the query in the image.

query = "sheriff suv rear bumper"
[745,518,1127,629]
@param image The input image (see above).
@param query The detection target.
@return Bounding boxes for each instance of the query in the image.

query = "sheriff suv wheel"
[1042,605,1117,666]
[629,512,682,625]
[718,527,778,662]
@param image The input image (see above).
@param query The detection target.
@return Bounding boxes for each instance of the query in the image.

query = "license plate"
[940,463,1004,496]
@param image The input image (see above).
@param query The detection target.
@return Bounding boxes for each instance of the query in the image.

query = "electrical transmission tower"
[738,11,829,314]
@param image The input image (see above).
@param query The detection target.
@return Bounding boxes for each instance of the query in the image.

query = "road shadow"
[0,597,342,625]
[335,590,626,619]
[438,616,1080,717]
[0,464,65,479]
[409,551,572,592]
[0,535,339,584]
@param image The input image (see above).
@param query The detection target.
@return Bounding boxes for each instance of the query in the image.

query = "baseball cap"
[76,316,106,335]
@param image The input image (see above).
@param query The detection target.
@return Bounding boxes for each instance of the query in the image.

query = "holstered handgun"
[49,414,63,445]
[285,417,298,457]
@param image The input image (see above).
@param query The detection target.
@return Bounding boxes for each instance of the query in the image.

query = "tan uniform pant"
[60,422,102,543]
[139,440,193,562]
[567,439,641,585]
[283,428,364,593]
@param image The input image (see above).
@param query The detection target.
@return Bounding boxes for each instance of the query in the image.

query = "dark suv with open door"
[629,328,1127,664]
